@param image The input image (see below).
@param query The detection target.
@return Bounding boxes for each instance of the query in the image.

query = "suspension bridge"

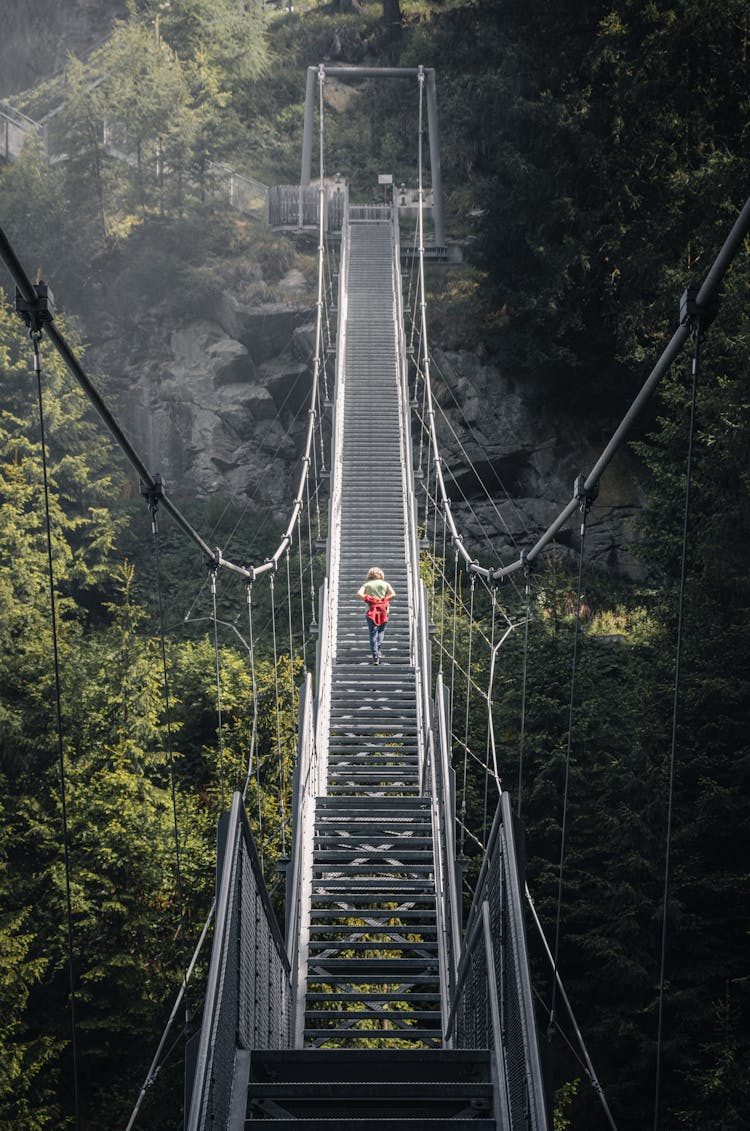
[1,60,749,1131]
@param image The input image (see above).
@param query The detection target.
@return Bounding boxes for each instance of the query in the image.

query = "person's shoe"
[374,656,380,665]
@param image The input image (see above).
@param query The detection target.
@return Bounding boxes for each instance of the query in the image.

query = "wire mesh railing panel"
[488,850,526,1125]
[448,792,548,1131]
[349,204,392,221]
[458,944,491,1051]
[238,857,258,1050]
[186,793,291,1131]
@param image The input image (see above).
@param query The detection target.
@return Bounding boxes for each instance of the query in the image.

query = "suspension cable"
[483,589,498,840]
[143,486,193,1036]
[29,328,81,1131]
[459,574,476,857]
[395,197,750,586]
[549,484,594,1031]
[429,353,533,542]
[269,570,286,857]
[526,884,619,1131]
[242,582,265,874]
[430,388,531,554]
[517,560,531,818]
[285,546,296,722]
[305,470,317,627]
[312,432,323,542]
[438,510,448,671]
[653,308,704,1131]
[450,547,459,713]
[124,901,216,1131]
[0,224,324,588]
[241,583,260,800]
[209,566,227,810]
[296,513,308,670]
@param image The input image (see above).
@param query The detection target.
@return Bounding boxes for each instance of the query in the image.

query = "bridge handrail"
[446,792,549,1131]
[288,192,350,1043]
[419,597,458,1029]
[324,187,350,675]
[391,200,459,1022]
[286,670,315,994]
[186,792,291,1131]
[432,671,461,1000]
[0,101,43,132]
[288,152,348,1046]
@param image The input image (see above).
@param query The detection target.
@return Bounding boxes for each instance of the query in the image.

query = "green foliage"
[0,0,748,1126]
[407,0,748,404]
[0,790,62,1128]
[553,1077,579,1130]
[156,0,268,83]
[425,519,748,1128]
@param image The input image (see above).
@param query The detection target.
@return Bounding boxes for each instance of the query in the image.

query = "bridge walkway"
[244,219,494,1125]
[302,218,439,1047]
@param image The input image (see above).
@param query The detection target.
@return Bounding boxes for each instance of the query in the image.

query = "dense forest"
[0,0,748,1128]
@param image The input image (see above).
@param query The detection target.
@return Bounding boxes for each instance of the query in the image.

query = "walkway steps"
[246,1049,494,1128]
[300,219,442,1050]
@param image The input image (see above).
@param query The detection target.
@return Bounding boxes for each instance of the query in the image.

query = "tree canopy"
[0,0,748,1127]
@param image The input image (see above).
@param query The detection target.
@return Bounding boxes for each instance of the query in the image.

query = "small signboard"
[378,174,393,185]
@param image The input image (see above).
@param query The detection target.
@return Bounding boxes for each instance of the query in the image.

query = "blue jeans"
[367,617,386,660]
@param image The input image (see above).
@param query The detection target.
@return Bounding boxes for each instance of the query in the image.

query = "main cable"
[209,567,227,810]
[30,329,81,1131]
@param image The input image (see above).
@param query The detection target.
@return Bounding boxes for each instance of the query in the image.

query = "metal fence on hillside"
[267,183,347,232]
[0,104,43,161]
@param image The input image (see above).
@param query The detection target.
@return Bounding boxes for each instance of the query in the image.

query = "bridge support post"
[424,69,444,247]
[300,66,316,190]
[300,66,317,229]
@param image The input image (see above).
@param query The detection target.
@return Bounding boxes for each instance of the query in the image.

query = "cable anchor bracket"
[679,285,717,340]
[574,475,599,536]
[15,282,55,336]
[574,474,599,514]
[207,549,222,578]
[139,473,165,517]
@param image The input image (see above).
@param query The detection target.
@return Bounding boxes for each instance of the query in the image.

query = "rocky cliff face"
[426,349,646,579]
[89,264,318,528]
[87,268,644,580]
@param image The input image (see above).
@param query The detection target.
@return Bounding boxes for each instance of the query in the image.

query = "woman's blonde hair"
[366,567,384,580]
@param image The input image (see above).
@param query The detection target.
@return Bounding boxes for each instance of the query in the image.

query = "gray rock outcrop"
[89,268,643,580]
[92,275,316,518]
[422,349,646,580]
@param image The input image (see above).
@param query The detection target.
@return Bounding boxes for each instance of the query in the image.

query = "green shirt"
[362,579,389,599]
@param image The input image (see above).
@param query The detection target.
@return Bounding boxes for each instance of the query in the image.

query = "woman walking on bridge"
[356,567,395,665]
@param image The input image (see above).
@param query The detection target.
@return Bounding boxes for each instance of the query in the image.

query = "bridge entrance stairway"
[246,1048,494,1129]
